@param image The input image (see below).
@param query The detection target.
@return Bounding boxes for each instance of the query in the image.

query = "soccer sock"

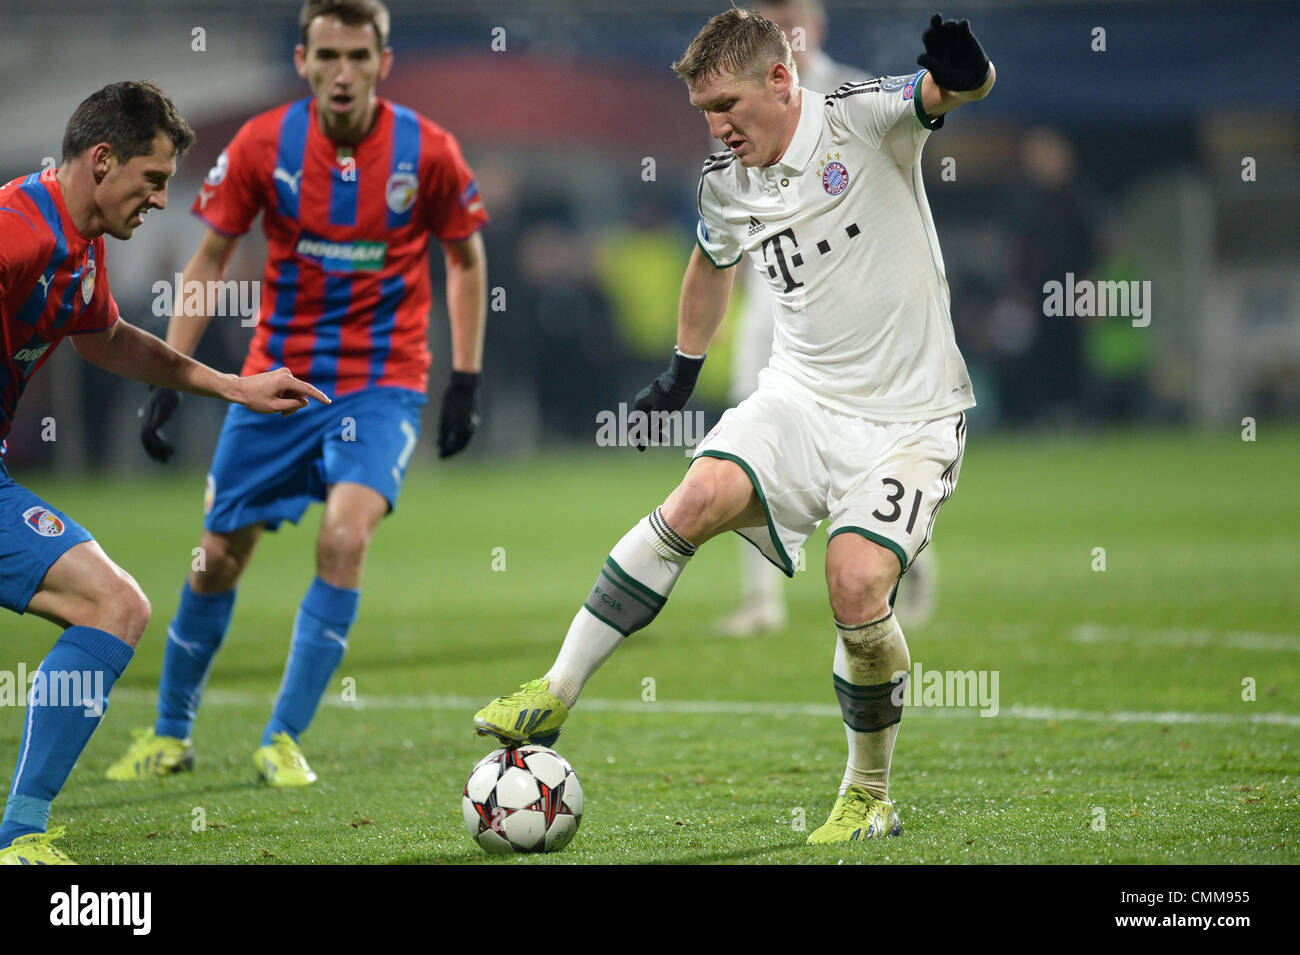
[155,583,237,740]
[545,507,696,708]
[262,577,359,746]
[832,612,911,801]
[0,627,133,846]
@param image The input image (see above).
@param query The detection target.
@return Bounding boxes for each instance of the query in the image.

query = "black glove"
[916,13,990,92]
[632,350,705,451]
[139,387,181,463]
[438,370,480,458]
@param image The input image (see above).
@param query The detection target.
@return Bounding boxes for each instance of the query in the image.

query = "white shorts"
[692,383,967,578]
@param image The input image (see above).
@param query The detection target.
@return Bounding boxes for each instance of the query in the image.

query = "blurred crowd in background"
[2,0,1296,473]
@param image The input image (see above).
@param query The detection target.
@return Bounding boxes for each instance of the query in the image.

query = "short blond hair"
[672,8,795,88]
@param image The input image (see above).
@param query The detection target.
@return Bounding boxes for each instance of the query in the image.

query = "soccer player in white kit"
[476,10,994,843]
[716,0,873,636]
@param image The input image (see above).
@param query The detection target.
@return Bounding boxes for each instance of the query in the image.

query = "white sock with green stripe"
[832,613,910,800]
[546,508,696,707]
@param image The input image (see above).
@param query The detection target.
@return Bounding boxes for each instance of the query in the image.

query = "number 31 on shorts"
[872,478,923,535]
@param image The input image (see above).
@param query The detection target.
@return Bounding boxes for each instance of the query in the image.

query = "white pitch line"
[1072,623,1300,654]
[109,689,1300,727]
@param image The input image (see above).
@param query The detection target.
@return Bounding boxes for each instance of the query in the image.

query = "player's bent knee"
[192,532,255,592]
[113,584,152,646]
[827,563,896,625]
[661,458,754,543]
[317,521,373,567]
[84,568,151,646]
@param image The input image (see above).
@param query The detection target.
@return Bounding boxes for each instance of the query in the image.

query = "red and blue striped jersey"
[192,97,487,397]
[0,167,120,446]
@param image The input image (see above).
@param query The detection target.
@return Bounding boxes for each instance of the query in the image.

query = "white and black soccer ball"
[462,745,583,854]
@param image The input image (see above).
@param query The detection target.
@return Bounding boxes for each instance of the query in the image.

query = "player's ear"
[293,43,308,78]
[90,143,113,182]
[770,60,793,96]
[379,47,393,81]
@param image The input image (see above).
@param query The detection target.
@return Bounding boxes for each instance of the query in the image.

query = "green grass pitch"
[2,428,1296,864]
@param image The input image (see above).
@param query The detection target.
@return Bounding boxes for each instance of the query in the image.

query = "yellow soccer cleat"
[806,786,903,844]
[473,677,569,746]
[105,728,194,780]
[0,825,75,865]
[253,732,318,787]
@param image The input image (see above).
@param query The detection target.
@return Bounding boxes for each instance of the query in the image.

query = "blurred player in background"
[715,0,938,636]
[107,0,488,787]
[0,82,326,864]
[477,10,992,844]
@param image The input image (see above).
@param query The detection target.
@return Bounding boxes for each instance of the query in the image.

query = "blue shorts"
[204,386,427,534]
[0,464,95,614]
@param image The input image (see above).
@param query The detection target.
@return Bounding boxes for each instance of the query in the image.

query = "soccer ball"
[462,745,584,854]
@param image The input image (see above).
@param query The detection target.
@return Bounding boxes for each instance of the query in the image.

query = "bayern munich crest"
[22,506,64,537]
[822,161,849,196]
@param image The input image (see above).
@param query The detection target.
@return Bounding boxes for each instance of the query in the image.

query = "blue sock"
[1,627,133,846]
[155,583,236,740]
[263,577,359,746]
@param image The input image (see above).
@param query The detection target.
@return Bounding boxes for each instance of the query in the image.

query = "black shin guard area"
[582,558,666,637]
[833,673,906,732]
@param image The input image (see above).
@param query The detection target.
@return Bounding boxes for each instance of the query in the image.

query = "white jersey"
[698,70,975,422]
[730,53,871,402]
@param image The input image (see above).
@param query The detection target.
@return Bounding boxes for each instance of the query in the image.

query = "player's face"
[689,64,794,168]
[295,16,393,142]
[95,132,176,240]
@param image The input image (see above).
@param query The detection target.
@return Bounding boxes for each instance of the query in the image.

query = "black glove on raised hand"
[438,370,480,459]
[139,387,181,463]
[632,349,705,452]
[916,13,990,92]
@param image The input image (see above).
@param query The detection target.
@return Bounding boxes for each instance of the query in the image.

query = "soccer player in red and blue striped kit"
[0,81,327,864]
[107,0,489,786]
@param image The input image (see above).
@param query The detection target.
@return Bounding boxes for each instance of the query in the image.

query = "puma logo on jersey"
[747,216,766,237]
[35,273,54,298]
[273,167,303,194]
[13,342,51,363]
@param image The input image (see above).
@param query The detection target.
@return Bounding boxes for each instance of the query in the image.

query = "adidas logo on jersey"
[747,216,766,237]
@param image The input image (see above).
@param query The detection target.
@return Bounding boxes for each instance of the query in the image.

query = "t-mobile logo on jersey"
[759,222,864,293]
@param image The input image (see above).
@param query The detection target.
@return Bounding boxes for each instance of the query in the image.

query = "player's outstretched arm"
[437,232,487,458]
[71,318,329,416]
[677,244,738,357]
[917,13,996,118]
[631,245,737,450]
[138,228,242,461]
